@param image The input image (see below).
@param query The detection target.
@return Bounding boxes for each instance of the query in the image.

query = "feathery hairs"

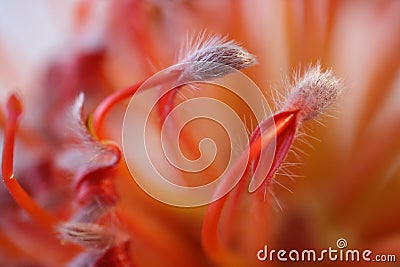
[177,31,258,80]
[281,63,343,122]
[58,222,114,250]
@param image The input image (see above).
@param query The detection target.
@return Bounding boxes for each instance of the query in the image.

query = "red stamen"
[1,94,59,230]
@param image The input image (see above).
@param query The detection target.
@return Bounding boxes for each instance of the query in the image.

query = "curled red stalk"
[89,69,182,140]
[58,93,137,266]
[90,81,144,139]
[90,32,257,141]
[1,94,59,230]
[202,63,343,263]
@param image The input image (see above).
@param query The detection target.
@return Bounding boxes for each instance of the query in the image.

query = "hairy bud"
[178,32,257,80]
[282,64,343,122]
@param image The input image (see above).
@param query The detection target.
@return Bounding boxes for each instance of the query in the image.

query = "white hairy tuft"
[177,31,257,80]
[68,93,103,150]
[282,63,343,122]
[58,222,114,249]
[56,93,118,173]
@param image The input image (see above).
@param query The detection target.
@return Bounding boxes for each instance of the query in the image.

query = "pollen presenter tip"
[6,94,23,119]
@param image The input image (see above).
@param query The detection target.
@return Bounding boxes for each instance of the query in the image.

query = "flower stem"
[1,94,59,230]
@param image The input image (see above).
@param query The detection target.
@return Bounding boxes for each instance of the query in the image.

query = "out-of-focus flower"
[0,1,399,267]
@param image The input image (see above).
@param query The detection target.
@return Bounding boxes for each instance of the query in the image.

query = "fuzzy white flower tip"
[282,64,343,122]
[178,32,257,80]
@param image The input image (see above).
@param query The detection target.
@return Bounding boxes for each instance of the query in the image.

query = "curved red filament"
[1,94,59,230]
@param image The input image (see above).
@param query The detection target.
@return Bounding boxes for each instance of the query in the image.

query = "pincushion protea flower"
[1,27,258,266]
[1,1,399,267]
